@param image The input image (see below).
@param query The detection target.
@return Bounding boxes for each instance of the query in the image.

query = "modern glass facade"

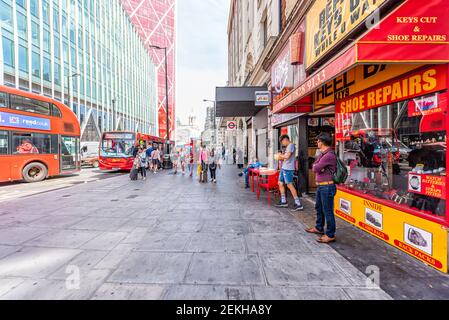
[120,0,175,140]
[0,0,158,141]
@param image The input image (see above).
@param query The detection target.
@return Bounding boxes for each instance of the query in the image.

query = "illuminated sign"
[0,111,51,131]
[255,91,271,107]
[104,133,135,140]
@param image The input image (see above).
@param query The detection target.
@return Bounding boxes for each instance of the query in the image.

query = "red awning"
[272,0,449,115]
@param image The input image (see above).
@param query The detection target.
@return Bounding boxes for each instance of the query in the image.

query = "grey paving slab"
[0,245,21,259]
[109,252,192,284]
[80,232,128,250]
[246,233,311,254]
[0,247,81,278]
[241,209,289,220]
[164,285,252,300]
[253,286,351,300]
[0,269,110,300]
[24,229,101,249]
[122,228,149,244]
[249,219,302,234]
[92,283,166,300]
[151,220,203,233]
[0,226,51,245]
[70,217,129,231]
[261,253,352,287]
[201,219,251,235]
[200,209,241,220]
[185,253,264,286]
[137,233,192,252]
[94,244,135,270]
[0,213,47,226]
[49,250,110,280]
[54,206,98,216]
[27,215,85,229]
[0,278,26,297]
[343,287,392,300]
[186,233,246,253]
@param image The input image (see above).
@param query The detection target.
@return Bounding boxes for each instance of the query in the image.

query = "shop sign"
[305,0,387,68]
[408,173,446,200]
[227,121,237,131]
[271,113,302,126]
[0,111,51,131]
[271,22,307,106]
[336,190,448,272]
[357,0,449,62]
[315,64,421,107]
[336,65,447,114]
[255,91,271,107]
[273,46,357,114]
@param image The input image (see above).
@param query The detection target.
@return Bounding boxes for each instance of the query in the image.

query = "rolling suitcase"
[200,168,208,183]
[130,168,139,181]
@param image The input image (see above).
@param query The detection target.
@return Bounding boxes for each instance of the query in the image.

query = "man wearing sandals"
[306,132,338,244]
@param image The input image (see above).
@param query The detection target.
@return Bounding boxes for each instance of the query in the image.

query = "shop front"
[270,0,449,272]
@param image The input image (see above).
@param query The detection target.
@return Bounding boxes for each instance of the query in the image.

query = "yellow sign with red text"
[337,65,447,113]
[335,190,448,272]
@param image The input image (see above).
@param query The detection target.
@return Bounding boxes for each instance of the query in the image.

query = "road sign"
[255,91,271,106]
[227,121,237,131]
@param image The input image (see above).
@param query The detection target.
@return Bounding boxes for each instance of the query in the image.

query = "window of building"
[17,12,27,39]
[43,58,51,81]
[12,132,57,154]
[0,130,8,155]
[31,51,40,77]
[0,1,13,28]
[0,92,8,108]
[10,95,50,115]
[53,7,59,32]
[337,92,447,218]
[43,30,50,53]
[31,21,40,47]
[16,0,26,9]
[42,0,50,25]
[30,0,39,17]
[54,35,60,59]
[54,63,61,85]
[2,36,14,68]
[18,45,28,72]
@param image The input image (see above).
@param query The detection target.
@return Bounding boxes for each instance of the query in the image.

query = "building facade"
[120,0,176,140]
[0,0,158,141]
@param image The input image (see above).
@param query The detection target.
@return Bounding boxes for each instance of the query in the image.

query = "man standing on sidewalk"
[306,132,338,244]
[275,135,304,211]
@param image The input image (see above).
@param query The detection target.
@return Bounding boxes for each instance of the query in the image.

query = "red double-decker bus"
[99,131,173,171]
[0,85,81,183]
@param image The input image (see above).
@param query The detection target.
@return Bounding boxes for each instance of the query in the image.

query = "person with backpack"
[306,132,338,244]
[137,147,148,180]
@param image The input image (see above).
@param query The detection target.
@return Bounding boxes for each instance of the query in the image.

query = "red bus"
[99,131,174,171]
[0,85,81,183]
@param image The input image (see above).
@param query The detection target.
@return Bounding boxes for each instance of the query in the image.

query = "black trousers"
[209,166,217,180]
[139,167,146,178]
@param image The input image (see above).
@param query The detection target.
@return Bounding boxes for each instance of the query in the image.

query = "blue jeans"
[315,184,337,238]
[243,168,249,186]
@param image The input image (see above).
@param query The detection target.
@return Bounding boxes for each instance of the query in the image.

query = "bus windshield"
[100,133,136,158]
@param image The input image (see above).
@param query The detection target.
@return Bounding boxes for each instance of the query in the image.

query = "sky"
[176,0,230,129]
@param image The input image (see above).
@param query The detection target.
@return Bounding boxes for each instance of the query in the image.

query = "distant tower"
[120,0,176,139]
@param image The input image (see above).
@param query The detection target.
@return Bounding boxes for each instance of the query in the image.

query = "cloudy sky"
[176,0,230,129]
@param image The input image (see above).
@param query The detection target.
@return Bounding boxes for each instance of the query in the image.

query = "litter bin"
[163,154,173,169]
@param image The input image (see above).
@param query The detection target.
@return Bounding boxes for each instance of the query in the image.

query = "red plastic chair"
[257,171,280,205]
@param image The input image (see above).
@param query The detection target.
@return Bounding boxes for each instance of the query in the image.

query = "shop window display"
[337,92,447,219]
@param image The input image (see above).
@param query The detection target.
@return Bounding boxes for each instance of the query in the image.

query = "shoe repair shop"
[272,0,449,272]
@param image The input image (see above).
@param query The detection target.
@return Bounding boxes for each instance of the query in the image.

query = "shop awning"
[215,86,267,117]
[272,0,449,115]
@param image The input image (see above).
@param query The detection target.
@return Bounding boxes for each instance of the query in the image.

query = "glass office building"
[0,0,158,141]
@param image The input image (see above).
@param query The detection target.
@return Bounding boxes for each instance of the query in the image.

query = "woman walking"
[208,149,219,183]
[137,147,148,180]
[151,147,161,174]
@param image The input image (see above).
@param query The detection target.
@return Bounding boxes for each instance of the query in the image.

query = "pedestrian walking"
[222,147,226,161]
[306,132,338,243]
[151,147,161,174]
[275,135,304,211]
[237,148,244,169]
[171,150,179,174]
[199,146,208,183]
[136,147,148,180]
[188,149,195,177]
[208,149,219,183]
[146,144,154,171]
[233,147,236,164]
[180,149,186,174]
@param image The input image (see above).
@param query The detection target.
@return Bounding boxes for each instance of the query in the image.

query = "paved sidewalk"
[0,166,390,300]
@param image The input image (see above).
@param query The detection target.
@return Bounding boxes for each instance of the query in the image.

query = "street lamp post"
[67,73,80,112]
[149,45,172,169]
[203,99,217,149]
